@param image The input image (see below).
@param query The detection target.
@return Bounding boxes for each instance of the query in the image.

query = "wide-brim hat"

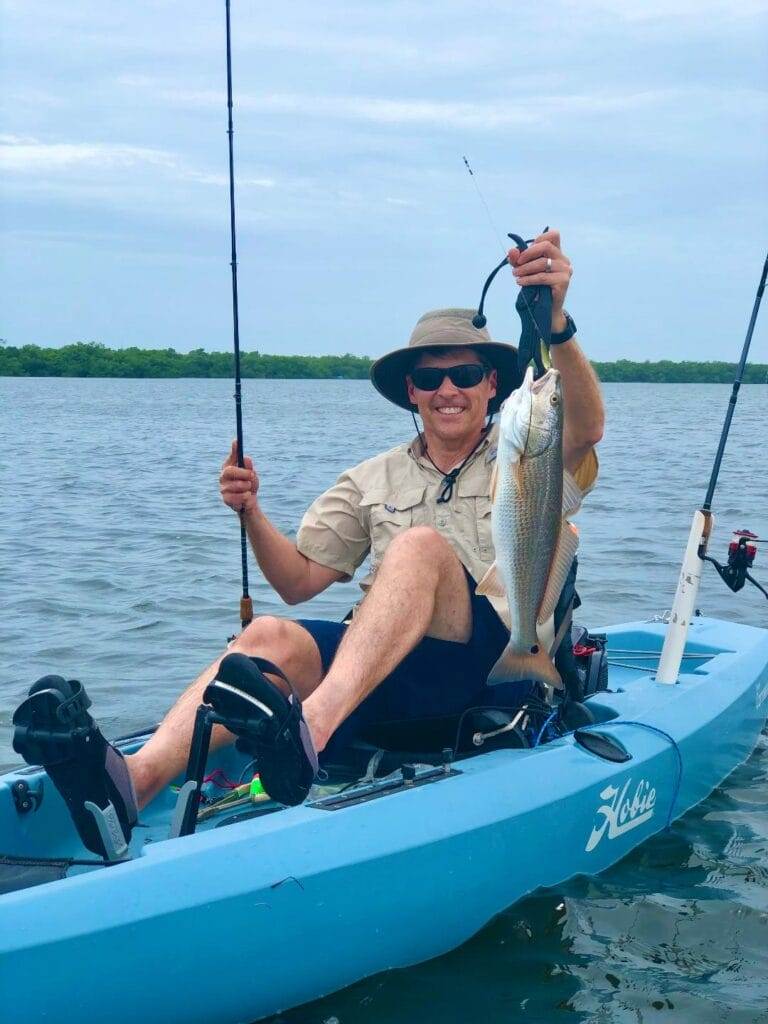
[370,307,521,414]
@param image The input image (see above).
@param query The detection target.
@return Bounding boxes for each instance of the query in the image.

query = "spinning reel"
[700,529,767,600]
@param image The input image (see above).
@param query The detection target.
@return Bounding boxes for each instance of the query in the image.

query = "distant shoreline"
[1,343,766,384]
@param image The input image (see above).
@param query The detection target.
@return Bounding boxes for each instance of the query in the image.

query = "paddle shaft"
[225,0,253,628]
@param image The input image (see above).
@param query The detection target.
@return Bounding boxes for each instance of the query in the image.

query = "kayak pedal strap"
[170,655,296,838]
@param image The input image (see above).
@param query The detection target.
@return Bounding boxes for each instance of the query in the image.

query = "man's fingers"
[221,465,254,481]
[534,228,561,248]
[222,479,254,494]
[513,271,571,287]
[514,256,570,278]
[517,240,561,264]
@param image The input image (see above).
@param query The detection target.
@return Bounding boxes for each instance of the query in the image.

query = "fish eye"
[550,394,559,405]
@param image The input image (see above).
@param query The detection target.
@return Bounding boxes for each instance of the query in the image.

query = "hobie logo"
[756,679,768,709]
[585,777,656,853]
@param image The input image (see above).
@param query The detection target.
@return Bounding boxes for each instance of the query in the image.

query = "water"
[1,377,766,1022]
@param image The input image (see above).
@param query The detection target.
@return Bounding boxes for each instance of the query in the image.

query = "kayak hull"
[1,616,767,1024]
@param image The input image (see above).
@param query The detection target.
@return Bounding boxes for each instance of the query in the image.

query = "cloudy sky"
[2,0,767,361]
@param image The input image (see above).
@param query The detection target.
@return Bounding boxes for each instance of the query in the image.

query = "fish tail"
[486,643,563,690]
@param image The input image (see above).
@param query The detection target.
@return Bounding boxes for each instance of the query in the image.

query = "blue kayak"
[1,615,767,1024]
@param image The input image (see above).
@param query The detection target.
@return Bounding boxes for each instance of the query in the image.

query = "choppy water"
[1,377,766,1023]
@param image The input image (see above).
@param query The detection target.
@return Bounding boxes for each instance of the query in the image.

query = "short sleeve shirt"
[296,423,598,627]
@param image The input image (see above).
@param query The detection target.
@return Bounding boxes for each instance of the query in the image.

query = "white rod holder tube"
[657,510,713,684]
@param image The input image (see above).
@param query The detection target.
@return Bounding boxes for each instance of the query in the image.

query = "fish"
[476,366,579,690]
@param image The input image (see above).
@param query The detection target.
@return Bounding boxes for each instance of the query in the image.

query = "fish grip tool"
[472,229,552,379]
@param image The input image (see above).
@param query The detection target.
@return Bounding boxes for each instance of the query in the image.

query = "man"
[13,230,604,850]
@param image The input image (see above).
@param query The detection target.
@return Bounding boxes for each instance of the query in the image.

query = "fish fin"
[486,644,563,690]
[489,461,498,503]
[475,561,506,599]
[536,522,579,625]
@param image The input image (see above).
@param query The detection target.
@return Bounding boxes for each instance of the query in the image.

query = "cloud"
[0,134,276,197]
[114,81,768,133]
[0,135,177,174]
[181,169,275,189]
[572,0,768,21]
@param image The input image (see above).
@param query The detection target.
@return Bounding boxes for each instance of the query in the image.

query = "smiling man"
[14,231,605,850]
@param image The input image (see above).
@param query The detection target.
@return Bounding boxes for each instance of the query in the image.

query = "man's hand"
[508,229,572,333]
[220,440,259,514]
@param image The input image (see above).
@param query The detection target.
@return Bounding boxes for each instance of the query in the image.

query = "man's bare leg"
[126,616,324,808]
[304,527,472,751]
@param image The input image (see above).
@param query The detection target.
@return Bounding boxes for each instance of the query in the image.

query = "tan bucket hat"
[370,307,521,413]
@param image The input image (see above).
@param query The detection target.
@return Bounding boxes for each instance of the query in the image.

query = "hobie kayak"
[1,616,767,1024]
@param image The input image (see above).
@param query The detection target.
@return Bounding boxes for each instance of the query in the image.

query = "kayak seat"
[322,706,531,778]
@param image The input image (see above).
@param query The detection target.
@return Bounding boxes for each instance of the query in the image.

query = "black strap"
[438,469,460,504]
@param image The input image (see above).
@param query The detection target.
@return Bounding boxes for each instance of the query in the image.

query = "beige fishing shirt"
[296,423,598,629]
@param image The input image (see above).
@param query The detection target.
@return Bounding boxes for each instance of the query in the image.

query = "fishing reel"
[700,530,767,600]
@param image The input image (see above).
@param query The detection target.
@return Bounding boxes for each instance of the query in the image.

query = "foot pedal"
[12,675,136,860]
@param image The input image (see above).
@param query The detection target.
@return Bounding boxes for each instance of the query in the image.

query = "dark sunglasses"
[410,363,487,392]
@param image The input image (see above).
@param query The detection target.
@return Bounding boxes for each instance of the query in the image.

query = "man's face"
[406,347,497,445]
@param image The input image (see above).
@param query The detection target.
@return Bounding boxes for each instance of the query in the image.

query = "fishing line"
[462,158,552,375]
[224,0,253,629]
[462,156,508,254]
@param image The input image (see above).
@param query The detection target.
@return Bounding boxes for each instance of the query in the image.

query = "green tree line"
[0,342,766,383]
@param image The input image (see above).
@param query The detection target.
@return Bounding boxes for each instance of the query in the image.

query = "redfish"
[477,367,578,690]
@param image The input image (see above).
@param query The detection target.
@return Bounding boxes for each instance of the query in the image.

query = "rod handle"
[240,595,253,628]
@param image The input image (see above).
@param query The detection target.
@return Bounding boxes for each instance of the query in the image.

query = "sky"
[1,0,767,362]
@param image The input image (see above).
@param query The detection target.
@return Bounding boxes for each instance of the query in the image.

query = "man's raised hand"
[508,228,573,332]
[220,440,259,514]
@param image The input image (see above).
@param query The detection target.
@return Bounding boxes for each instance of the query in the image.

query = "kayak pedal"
[573,729,631,764]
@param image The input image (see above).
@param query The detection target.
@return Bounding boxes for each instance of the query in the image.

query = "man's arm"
[242,506,346,605]
[220,440,345,605]
[550,337,605,474]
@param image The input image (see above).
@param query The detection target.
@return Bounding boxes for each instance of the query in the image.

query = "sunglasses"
[410,363,487,392]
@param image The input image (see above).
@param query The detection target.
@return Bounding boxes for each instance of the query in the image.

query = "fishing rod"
[224,0,253,629]
[657,250,768,684]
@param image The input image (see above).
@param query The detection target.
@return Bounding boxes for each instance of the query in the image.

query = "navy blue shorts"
[296,570,532,760]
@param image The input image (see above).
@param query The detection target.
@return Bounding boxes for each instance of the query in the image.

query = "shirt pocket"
[359,485,426,569]
[475,495,494,560]
[456,476,494,561]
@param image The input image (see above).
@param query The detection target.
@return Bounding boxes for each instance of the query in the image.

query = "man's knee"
[231,615,294,655]
[229,616,323,694]
[384,525,456,567]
